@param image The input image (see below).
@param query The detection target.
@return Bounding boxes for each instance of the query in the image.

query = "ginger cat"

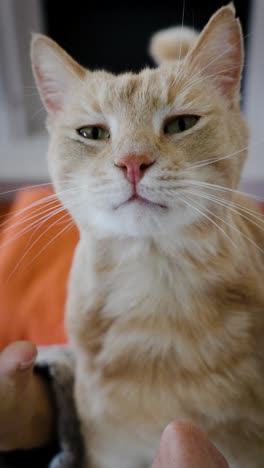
[32,5,264,468]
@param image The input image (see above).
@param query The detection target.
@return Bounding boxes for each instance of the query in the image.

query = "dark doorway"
[41,0,251,73]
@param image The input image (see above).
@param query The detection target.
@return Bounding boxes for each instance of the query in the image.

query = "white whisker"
[178,0,186,62]
[0,204,68,250]
[187,180,264,203]
[185,188,264,234]
[183,32,250,93]
[181,190,264,256]
[19,219,75,277]
[0,182,53,199]
[180,63,248,97]
[187,137,264,171]
[177,192,238,249]
[0,186,82,226]
[0,200,61,234]
[7,210,74,281]
[201,192,264,222]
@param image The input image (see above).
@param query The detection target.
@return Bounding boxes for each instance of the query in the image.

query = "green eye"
[77,126,110,140]
[164,115,199,135]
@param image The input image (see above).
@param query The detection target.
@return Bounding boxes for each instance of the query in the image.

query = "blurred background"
[0,0,263,199]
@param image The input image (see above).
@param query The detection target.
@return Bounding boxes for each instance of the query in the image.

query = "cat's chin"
[78,203,197,240]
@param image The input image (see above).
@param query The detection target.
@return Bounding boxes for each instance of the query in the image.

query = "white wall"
[242,0,264,190]
[0,0,49,184]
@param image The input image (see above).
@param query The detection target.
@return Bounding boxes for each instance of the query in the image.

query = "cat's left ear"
[187,4,243,103]
[31,34,86,114]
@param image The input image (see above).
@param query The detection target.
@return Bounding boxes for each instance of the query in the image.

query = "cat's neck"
[80,219,222,271]
[69,222,229,363]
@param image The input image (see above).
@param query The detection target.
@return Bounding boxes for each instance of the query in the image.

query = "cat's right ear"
[186,4,243,103]
[31,34,85,114]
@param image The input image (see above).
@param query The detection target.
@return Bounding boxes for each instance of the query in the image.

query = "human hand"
[152,421,229,467]
[0,341,54,451]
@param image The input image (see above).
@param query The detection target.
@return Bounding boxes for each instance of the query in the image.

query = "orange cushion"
[0,188,78,348]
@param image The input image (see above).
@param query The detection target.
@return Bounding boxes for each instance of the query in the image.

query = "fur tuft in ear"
[31,34,85,114]
[149,27,199,65]
[187,4,243,102]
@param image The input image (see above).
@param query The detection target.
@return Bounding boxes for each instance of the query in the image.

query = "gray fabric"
[35,346,83,468]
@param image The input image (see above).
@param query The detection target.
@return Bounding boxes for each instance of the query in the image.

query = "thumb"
[152,421,229,468]
[0,341,37,380]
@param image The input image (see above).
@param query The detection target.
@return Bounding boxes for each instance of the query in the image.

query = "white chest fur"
[65,236,264,468]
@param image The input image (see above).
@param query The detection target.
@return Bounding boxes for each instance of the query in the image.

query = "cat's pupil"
[178,118,186,132]
[92,127,99,139]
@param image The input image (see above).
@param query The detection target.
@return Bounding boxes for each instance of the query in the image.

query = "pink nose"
[116,154,154,184]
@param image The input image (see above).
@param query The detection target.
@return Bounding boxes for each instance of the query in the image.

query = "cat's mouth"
[115,194,167,209]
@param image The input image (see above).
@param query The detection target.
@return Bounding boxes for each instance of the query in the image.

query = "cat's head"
[31,4,248,239]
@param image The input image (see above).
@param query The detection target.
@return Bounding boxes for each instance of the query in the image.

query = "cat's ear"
[31,34,85,113]
[187,4,243,102]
